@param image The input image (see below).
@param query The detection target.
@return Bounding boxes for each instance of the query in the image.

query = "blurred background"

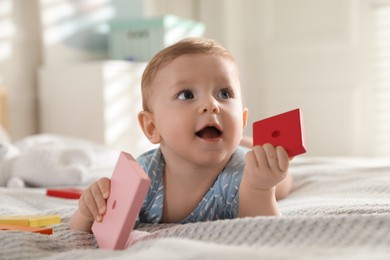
[0,0,389,157]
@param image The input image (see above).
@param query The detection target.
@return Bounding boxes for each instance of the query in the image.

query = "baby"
[70,38,292,232]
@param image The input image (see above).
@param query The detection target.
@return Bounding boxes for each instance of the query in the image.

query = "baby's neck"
[164,162,222,189]
[161,158,228,223]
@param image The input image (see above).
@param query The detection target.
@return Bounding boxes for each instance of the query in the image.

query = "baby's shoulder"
[136,148,163,179]
[217,148,246,179]
[228,148,247,166]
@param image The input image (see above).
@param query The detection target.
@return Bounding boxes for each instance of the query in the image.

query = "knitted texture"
[1,156,390,259]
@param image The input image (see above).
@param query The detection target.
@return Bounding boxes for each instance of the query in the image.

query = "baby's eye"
[177,90,194,100]
[217,88,233,99]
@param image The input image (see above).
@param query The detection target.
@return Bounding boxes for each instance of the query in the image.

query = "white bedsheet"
[1,156,390,259]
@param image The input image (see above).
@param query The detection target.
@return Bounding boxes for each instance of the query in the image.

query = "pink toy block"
[253,108,306,157]
[92,152,151,250]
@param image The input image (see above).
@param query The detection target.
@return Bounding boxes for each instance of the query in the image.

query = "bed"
[2,90,390,259]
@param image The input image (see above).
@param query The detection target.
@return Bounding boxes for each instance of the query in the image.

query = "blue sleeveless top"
[136,147,246,223]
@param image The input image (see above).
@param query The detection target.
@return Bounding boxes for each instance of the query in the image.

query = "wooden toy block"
[0,224,53,235]
[0,216,29,226]
[92,151,151,250]
[46,188,83,199]
[0,215,61,227]
[253,108,306,157]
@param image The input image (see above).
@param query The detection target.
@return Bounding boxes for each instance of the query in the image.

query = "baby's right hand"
[78,177,111,223]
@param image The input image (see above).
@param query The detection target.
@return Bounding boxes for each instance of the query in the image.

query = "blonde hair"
[141,37,235,111]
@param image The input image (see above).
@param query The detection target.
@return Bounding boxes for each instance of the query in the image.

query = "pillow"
[13,134,120,186]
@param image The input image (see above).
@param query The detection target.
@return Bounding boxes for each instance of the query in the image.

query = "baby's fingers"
[262,143,280,172]
[90,185,106,220]
[81,178,110,222]
[276,146,289,172]
[79,188,100,221]
[92,178,111,220]
[97,177,110,200]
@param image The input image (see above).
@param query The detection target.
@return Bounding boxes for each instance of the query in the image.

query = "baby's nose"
[201,99,220,114]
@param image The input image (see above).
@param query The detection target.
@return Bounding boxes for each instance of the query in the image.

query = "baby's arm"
[69,177,110,232]
[238,144,289,217]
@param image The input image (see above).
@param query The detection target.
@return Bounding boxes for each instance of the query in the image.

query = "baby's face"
[149,53,247,167]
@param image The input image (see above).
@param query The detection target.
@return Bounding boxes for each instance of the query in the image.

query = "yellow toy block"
[0,215,61,227]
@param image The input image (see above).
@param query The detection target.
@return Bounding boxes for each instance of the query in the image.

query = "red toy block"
[92,151,151,250]
[46,188,83,199]
[253,108,306,157]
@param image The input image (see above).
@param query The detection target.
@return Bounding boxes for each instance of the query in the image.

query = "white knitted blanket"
[1,156,390,260]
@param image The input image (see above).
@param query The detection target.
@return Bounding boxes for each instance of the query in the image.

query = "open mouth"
[195,126,223,139]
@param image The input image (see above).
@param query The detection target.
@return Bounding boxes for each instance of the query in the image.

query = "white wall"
[0,0,42,140]
[146,0,374,157]
[0,0,145,140]
[0,0,377,157]
[257,0,372,157]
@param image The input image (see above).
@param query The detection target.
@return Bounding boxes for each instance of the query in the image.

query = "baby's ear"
[242,108,248,128]
[138,111,162,144]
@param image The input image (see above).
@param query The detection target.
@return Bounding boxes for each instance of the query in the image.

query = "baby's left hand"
[242,143,290,191]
